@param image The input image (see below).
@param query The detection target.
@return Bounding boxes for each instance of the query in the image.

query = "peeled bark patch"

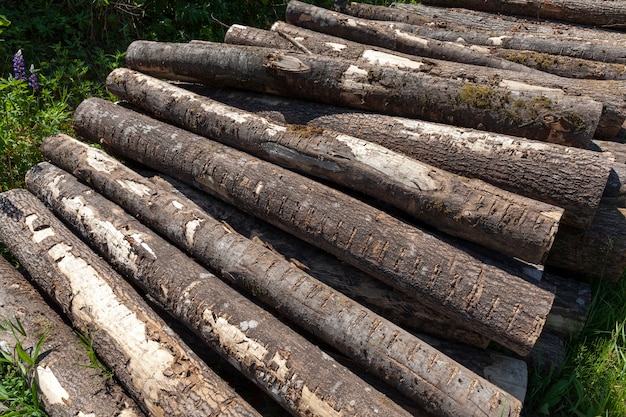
[73,97,555,356]
[0,189,262,417]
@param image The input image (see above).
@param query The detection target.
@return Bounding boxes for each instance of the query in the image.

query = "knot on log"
[265,53,311,73]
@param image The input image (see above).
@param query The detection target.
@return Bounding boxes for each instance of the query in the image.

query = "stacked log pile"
[1,1,624,416]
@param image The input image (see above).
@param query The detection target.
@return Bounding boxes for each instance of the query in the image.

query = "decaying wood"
[26,163,431,417]
[547,203,626,281]
[107,68,562,264]
[176,83,611,230]
[0,256,145,417]
[125,40,602,147]
[73,97,555,356]
[390,2,626,45]
[245,21,626,140]
[337,2,626,68]
[46,132,490,349]
[0,189,262,417]
[27,158,521,416]
[412,0,626,29]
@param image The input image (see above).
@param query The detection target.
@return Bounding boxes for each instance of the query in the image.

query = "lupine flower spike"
[28,64,39,90]
[12,49,26,81]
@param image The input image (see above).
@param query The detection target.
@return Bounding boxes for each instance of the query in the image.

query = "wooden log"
[108,68,563,264]
[244,21,626,140]
[125,40,603,147]
[27,163,521,416]
[390,2,626,45]
[175,82,612,230]
[547,202,626,281]
[45,132,490,349]
[73,97,555,356]
[0,189,262,417]
[26,163,431,417]
[591,139,626,164]
[410,0,626,29]
[337,1,626,67]
[0,256,145,417]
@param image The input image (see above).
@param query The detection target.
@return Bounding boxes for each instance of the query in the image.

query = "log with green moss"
[125,40,602,147]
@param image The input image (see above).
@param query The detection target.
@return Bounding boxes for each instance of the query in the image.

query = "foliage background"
[0,1,624,416]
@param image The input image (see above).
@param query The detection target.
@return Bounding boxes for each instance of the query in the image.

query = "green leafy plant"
[74,330,113,379]
[0,316,48,417]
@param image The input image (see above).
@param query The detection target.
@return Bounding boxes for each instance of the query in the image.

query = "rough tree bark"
[26,163,433,417]
[46,132,490,349]
[107,68,563,264]
[592,140,626,164]
[176,82,611,230]
[336,1,626,67]
[238,21,626,140]
[0,256,145,417]
[409,0,626,29]
[125,40,602,147]
[547,203,626,281]
[390,2,626,45]
[73,97,555,356]
[0,189,262,417]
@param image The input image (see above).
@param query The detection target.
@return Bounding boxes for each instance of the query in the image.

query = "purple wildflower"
[12,49,27,81]
[27,65,39,90]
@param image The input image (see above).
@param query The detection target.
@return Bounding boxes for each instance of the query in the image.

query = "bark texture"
[26,162,428,417]
[259,21,626,140]
[124,40,602,147]
[73,97,555,356]
[0,256,145,417]
[411,0,626,29]
[0,189,262,417]
[337,2,626,67]
[107,68,562,264]
[45,133,490,349]
[177,83,611,230]
[547,203,626,281]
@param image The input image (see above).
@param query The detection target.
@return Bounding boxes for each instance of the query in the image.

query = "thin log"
[107,68,563,264]
[257,21,626,140]
[175,83,612,230]
[26,162,429,417]
[592,140,626,164]
[27,159,521,417]
[0,189,262,417]
[0,256,145,417]
[337,1,626,67]
[411,0,626,29]
[390,2,626,45]
[125,40,603,147]
[73,97,555,356]
[547,202,626,281]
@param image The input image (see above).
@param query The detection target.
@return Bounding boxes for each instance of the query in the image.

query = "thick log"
[73,97,556,356]
[125,40,602,147]
[27,159,521,416]
[547,203,626,281]
[176,83,611,230]
[26,163,430,417]
[46,132,490,348]
[0,189,262,417]
[108,68,562,264]
[411,0,626,29]
[337,2,626,67]
[243,21,626,140]
[0,256,145,417]
[390,2,626,45]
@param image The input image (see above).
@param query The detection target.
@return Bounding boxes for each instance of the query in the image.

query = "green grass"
[0,1,625,416]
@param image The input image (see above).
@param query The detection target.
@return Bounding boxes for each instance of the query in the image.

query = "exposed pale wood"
[411,0,626,29]
[592,140,626,164]
[0,256,145,417]
[259,21,626,140]
[27,162,429,417]
[547,203,626,281]
[0,189,262,417]
[125,39,603,147]
[107,68,562,264]
[175,82,611,230]
[72,97,556,356]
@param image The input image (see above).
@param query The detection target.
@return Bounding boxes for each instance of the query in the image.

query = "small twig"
[211,13,230,30]
[276,30,313,55]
